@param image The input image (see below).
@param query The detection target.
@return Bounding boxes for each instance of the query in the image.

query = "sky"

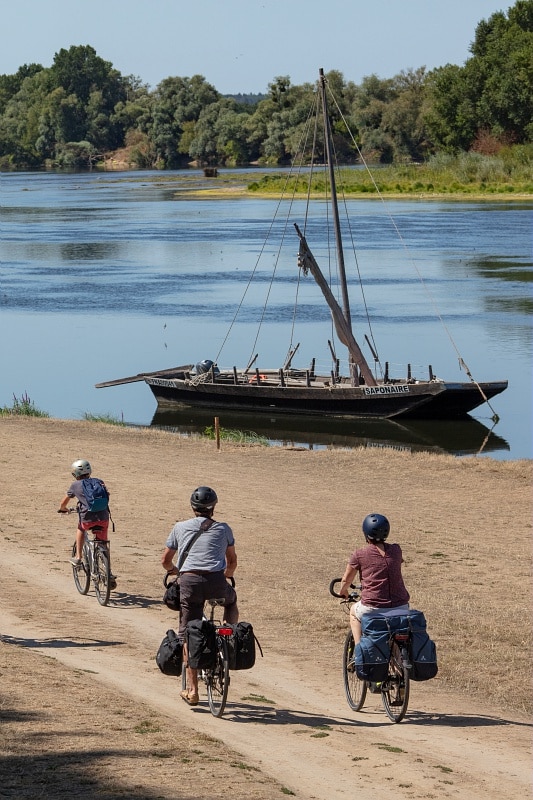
[3,0,512,94]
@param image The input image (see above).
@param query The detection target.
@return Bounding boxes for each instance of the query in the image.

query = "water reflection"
[150,408,510,457]
[468,257,533,283]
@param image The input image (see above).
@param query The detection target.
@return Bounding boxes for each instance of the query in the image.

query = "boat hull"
[144,375,508,420]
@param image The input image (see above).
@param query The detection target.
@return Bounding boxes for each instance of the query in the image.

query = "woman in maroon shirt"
[339,513,410,644]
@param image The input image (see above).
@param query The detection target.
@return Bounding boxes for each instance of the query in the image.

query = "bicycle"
[329,578,411,723]
[60,509,113,606]
[182,579,235,718]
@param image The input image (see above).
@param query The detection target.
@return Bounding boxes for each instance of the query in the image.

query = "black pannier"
[163,574,181,611]
[155,629,183,676]
[186,619,218,669]
[227,621,262,670]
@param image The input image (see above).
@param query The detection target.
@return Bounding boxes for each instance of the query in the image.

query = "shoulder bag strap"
[176,518,214,572]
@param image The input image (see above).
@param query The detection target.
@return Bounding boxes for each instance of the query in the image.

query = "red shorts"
[80,520,109,541]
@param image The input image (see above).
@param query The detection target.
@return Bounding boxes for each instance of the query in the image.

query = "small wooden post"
[215,416,220,450]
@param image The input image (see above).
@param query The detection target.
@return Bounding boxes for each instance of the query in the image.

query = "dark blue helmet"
[195,359,219,375]
[362,513,390,541]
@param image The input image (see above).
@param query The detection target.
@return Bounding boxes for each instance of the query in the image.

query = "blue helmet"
[195,359,219,376]
[362,513,390,541]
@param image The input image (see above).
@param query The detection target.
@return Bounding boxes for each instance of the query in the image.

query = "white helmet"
[71,459,92,478]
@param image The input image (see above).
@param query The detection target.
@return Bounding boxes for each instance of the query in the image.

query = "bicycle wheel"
[381,641,410,723]
[72,543,90,595]
[93,546,111,606]
[343,631,367,711]
[206,635,230,717]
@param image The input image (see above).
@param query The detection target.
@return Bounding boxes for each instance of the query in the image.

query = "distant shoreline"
[181,187,533,202]
[91,167,533,202]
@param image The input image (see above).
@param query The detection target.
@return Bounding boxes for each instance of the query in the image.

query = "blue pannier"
[361,609,425,637]
[410,631,438,681]
[354,634,390,682]
[360,609,438,682]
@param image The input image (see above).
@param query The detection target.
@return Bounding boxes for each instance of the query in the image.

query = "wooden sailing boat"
[97,69,507,420]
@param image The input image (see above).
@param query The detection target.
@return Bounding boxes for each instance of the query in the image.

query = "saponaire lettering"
[363,385,410,396]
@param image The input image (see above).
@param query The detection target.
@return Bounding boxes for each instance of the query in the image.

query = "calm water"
[1,170,531,459]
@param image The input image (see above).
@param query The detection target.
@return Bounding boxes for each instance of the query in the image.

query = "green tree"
[350,74,397,160]
[150,75,219,167]
[252,78,317,164]
[380,68,431,161]
[186,98,253,165]
[424,64,475,152]
[0,46,128,166]
[425,0,533,151]
[0,69,54,165]
[0,63,43,115]
[50,45,127,150]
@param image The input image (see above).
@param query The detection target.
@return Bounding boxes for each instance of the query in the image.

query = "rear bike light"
[217,626,233,636]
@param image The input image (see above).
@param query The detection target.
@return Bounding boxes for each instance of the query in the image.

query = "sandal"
[180,689,199,706]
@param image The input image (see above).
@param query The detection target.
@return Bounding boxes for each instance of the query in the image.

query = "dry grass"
[0,644,283,800]
[1,417,531,720]
[0,418,531,800]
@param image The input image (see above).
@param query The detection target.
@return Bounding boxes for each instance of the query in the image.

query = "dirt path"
[1,418,531,799]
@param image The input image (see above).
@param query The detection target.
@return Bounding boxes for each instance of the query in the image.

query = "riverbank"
[95,166,533,201]
[1,416,531,799]
[1,414,531,711]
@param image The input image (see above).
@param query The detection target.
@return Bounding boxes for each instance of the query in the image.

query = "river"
[1,170,531,459]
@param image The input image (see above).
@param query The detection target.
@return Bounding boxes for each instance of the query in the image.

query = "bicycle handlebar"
[329,577,361,602]
[57,508,77,514]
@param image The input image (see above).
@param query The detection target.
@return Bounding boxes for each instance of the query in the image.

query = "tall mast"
[319,68,352,328]
[316,68,375,387]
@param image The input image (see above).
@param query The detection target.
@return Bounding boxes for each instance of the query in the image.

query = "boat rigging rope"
[214,170,294,368]
[186,372,213,386]
[215,99,320,371]
[326,80,500,418]
[325,118,383,378]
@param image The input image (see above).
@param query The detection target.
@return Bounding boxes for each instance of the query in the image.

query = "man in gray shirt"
[162,486,238,705]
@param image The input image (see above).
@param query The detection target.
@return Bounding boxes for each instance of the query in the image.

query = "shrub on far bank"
[0,392,50,417]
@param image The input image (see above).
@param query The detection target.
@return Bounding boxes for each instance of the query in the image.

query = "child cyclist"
[58,459,116,588]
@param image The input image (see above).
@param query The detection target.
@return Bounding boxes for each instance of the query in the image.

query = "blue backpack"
[82,478,109,513]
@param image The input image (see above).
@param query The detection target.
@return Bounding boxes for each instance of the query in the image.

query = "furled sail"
[296,225,377,387]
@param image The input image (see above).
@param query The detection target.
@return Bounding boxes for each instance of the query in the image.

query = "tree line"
[0,1,531,171]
